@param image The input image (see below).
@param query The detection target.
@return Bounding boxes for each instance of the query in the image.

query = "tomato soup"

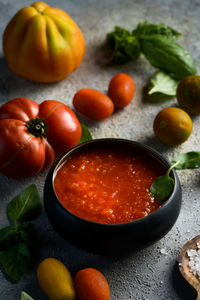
[54,148,165,224]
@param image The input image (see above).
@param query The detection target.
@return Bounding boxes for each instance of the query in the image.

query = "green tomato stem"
[25,118,47,138]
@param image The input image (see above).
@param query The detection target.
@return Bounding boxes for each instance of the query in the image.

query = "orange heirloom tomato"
[0,97,81,179]
[73,89,114,120]
[75,268,110,300]
[3,1,85,82]
[108,73,135,108]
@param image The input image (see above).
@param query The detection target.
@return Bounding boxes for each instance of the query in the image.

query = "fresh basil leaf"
[145,92,174,104]
[150,161,180,202]
[150,173,174,202]
[172,152,200,169]
[133,21,181,41]
[0,242,30,281]
[7,184,41,223]
[148,71,179,96]
[107,26,141,63]
[0,226,17,250]
[19,224,40,248]
[21,291,34,300]
[80,124,93,143]
[140,35,197,80]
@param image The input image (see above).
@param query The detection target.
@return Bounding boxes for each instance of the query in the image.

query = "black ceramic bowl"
[44,138,182,255]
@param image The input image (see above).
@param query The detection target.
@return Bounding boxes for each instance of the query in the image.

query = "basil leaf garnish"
[7,184,41,223]
[172,152,200,169]
[21,292,34,300]
[80,124,93,143]
[148,71,179,96]
[0,242,30,282]
[150,161,180,202]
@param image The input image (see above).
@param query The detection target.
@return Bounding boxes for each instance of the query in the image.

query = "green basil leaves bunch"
[0,185,41,282]
[107,22,197,80]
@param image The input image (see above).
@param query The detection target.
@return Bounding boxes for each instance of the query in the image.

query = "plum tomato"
[108,73,135,108]
[73,88,114,120]
[0,97,81,179]
[153,107,192,146]
[75,268,110,300]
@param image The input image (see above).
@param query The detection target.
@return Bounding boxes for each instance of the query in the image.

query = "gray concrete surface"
[0,0,200,299]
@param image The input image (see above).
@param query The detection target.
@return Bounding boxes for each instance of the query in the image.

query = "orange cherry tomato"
[73,89,114,120]
[108,73,135,108]
[75,268,110,300]
[153,107,192,146]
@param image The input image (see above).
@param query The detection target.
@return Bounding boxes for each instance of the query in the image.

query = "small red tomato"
[73,89,114,120]
[75,268,110,300]
[108,73,135,108]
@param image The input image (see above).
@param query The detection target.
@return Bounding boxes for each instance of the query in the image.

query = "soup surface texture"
[54,148,165,224]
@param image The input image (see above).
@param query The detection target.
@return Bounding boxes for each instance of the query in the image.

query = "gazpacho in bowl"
[54,147,165,225]
[44,138,182,254]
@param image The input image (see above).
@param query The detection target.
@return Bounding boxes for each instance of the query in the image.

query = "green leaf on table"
[7,184,41,223]
[140,35,197,80]
[107,26,141,63]
[172,152,200,169]
[80,124,93,143]
[148,71,179,96]
[0,242,30,281]
[132,21,181,41]
[21,291,34,300]
[19,224,40,248]
[0,226,17,250]
[150,161,180,202]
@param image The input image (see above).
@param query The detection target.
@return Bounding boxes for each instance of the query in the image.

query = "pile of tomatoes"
[0,73,135,179]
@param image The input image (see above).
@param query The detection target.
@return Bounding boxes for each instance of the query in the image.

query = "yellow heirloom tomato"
[3,1,85,82]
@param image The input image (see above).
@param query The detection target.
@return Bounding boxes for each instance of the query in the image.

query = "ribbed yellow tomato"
[3,1,85,82]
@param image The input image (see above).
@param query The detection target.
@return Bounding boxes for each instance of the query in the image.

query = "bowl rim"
[50,138,180,228]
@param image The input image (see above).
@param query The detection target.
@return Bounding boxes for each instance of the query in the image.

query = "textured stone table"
[0,0,200,299]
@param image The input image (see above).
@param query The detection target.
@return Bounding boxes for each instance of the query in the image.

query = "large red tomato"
[0,97,81,179]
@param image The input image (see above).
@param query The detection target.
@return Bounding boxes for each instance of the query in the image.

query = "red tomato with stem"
[75,268,110,300]
[73,89,114,120]
[108,73,135,108]
[0,97,81,179]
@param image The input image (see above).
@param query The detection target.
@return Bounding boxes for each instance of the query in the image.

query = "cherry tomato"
[75,268,110,300]
[108,73,135,108]
[153,107,192,146]
[73,89,114,120]
[0,97,81,179]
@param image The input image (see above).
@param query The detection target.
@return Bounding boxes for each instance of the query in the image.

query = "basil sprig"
[0,185,41,282]
[107,22,197,80]
[150,161,180,202]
